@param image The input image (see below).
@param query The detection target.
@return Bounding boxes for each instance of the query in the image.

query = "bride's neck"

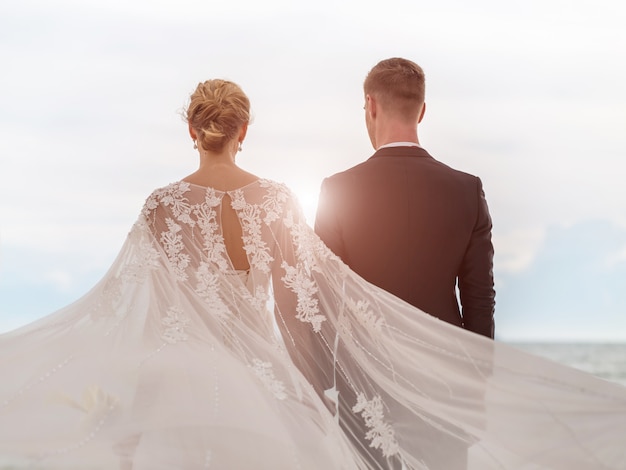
[198,145,238,166]
[198,153,238,171]
[184,151,257,191]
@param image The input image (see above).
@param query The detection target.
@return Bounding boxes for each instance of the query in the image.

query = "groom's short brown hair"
[364,58,425,118]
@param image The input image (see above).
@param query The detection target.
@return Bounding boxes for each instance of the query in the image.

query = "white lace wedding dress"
[1,179,625,469]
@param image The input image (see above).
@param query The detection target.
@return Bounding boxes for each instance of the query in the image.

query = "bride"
[1,79,625,469]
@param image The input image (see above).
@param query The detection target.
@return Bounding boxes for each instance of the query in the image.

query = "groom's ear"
[366,94,377,118]
[418,102,426,123]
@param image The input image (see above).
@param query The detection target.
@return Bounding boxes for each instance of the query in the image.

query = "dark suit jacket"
[315,145,495,338]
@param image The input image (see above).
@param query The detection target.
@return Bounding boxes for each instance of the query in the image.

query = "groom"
[314,57,496,468]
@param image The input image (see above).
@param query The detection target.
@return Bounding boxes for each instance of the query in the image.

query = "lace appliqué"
[90,275,123,318]
[352,393,400,458]
[349,298,384,335]
[231,190,274,274]
[143,181,194,226]
[281,261,325,332]
[195,262,232,321]
[161,218,191,281]
[259,179,290,224]
[250,358,287,400]
[283,205,337,265]
[194,189,230,271]
[240,284,270,312]
[161,306,190,344]
[121,241,161,283]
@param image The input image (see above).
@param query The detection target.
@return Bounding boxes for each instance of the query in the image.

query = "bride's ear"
[238,122,248,143]
[188,123,197,140]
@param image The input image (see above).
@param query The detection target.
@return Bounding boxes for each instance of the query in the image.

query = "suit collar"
[369,145,432,160]
[377,142,422,150]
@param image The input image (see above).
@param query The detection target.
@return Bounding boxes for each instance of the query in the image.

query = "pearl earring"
[193,140,198,150]
[238,142,243,152]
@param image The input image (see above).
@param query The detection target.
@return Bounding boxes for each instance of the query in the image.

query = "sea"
[507,342,626,387]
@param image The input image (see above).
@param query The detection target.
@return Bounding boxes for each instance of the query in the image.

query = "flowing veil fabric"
[1,179,625,469]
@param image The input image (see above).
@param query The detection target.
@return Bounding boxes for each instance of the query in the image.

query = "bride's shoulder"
[140,181,193,215]
[258,178,290,193]
[257,179,301,204]
[148,180,191,195]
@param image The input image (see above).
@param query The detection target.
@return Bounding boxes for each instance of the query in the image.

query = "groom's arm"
[458,177,496,338]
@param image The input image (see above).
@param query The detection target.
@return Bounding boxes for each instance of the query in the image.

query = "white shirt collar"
[377,141,422,150]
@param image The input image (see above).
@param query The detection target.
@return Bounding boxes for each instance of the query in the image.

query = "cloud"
[495,220,626,341]
[493,227,546,276]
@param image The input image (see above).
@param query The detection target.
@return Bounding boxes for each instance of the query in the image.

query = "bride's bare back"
[183,166,259,272]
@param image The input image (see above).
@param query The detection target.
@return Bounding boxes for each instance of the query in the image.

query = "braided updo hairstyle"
[184,79,250,152]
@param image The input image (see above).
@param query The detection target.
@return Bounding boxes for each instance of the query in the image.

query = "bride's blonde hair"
[184,79,250,152]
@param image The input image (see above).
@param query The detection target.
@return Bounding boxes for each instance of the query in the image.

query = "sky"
[1,0,625,341]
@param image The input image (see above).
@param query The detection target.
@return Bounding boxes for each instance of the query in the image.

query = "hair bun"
[184,80,250,152]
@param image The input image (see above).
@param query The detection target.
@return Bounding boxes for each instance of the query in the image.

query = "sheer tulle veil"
[1,179,625,469]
